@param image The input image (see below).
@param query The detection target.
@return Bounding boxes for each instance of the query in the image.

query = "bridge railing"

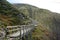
[0,24,36,40]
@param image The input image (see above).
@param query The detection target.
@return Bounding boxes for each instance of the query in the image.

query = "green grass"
[0,0,30,27]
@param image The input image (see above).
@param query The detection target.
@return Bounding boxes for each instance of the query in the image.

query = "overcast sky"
[7,0,60,13]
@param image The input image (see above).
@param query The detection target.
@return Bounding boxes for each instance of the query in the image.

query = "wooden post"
[22,25,25,40]
[19,26,22,40]
[4,28,8,40]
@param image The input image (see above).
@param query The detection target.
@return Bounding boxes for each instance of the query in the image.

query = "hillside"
[0,0,30,28]
[13,4,60,40]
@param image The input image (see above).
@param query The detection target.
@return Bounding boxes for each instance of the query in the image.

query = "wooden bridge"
[0,18,38,40]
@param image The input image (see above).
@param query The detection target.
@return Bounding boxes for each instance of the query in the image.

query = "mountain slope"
[13,4,60,40]
[0,0,30,28]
